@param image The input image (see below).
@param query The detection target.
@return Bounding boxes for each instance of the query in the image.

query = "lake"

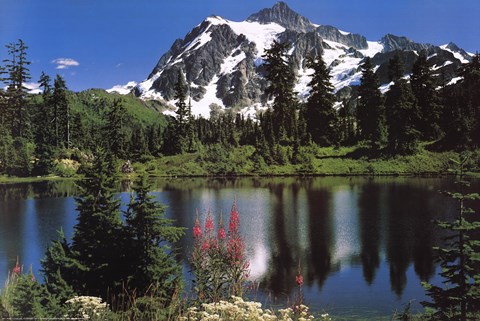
[0,176,478,320]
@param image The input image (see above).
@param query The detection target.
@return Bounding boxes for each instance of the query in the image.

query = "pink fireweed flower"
[296,274,304,287]
[218,227,226,239]
[229,196,239,234]
[218,210,226,239]
[296,260,303,286]
[12,257,20,275]
[205,210,214,233]
[227,235,246,264]
[201,240,210,252]
[193,209,202,239]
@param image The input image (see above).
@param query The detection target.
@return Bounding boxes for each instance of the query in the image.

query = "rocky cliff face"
[246,1,316,33]
[133,2,472,118]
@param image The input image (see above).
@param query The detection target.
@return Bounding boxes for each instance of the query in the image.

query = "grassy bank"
[1,145,478,184]
[137,145,477,177]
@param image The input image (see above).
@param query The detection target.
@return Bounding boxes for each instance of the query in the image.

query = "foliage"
[410,51,443,140]
[125,174,185,300]
[190,200,249,303]
[385,53,420,155]
[69,150,127,298]
[263,40,298,142]
[422,154,480,320]
[357,57,387,148]
[304,54,337,146]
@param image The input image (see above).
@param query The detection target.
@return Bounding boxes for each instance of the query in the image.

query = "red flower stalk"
[218,210,226,239]
[295,274,304,287]
[227,235,246,265]
[12,257,21,275]
[205,209,214,234]
[296,260,304,286]
[193,209,202,239]
[229,196,239,234]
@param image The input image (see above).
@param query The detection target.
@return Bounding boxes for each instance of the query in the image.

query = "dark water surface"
[1,176,478,319]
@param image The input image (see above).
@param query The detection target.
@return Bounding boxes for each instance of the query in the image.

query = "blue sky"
[1,0,479,92]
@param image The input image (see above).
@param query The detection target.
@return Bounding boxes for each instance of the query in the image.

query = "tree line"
[1,39,479,178]
[164,40,480,164]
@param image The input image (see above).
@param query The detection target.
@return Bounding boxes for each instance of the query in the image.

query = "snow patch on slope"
[227,20,285,57]
[107,81,138,95]
[220,49,246,75]
[440,44,469,64]
[359,41,384,57]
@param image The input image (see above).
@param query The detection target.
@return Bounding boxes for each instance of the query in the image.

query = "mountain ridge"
[116,2,473,118]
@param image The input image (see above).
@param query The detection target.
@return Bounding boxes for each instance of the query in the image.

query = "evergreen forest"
[1,39,480,179]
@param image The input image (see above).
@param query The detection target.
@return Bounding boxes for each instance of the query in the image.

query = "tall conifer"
[411,52,443,140]
[305,54,337,146]
[125,175,184,300]
[263,40,297,142]
[385,53,420,154]
[357,57,386,147]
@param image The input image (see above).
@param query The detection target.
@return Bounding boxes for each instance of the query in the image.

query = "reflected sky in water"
[0,177,477,319]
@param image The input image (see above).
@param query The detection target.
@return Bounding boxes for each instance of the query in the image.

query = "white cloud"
[51,58,80,70]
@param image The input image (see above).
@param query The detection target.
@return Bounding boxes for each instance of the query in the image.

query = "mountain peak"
[247,1,316,33]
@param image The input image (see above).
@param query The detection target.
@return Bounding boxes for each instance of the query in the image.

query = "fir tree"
[458,54,480,147]
[33,72,55,175]
[71,150,126,298]
[304,54,337,146]
[9,273,47,318]
[41,229,77,304]
[125,175,185,300]
[411,52,443,140]
[263,40,298,142]
[52,75,69,148]
[385,53,420,154]
[1,39,31,138]
[357,57,387,147]
[422,155,480,320]
[104,99,127,159]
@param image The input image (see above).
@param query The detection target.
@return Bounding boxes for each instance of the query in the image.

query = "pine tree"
[305,54,337,146]
[458,54,480,147]
[385,53,420,154]
[104,99,127,159]
[422,155,480,320]
[263,40,298,142]
[1,39,31,138]
[33,72,55,175]
[52,75,69,148]
[357,57,387,147]
[124,175,185,300]
[41,229,77,303]
[411,52,443,140]
[71,150,126,297]
[9,273,47,318]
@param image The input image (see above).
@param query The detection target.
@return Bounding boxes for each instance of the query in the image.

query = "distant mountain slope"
[132,1,472,118]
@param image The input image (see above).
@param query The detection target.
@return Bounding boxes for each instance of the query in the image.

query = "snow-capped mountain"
[134,2,472,118]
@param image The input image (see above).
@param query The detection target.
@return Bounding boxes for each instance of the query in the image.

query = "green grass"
[134,145,475,177]
[1,145,477,184]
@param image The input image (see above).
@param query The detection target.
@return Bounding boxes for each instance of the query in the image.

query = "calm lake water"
[1,176,478,320]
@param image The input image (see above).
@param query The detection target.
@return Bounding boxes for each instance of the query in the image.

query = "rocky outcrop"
[380,34,434,53]
[246,1,316,33]
[316,25,368,50]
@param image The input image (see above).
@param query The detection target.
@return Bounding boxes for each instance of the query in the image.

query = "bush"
[178,296,324,321]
